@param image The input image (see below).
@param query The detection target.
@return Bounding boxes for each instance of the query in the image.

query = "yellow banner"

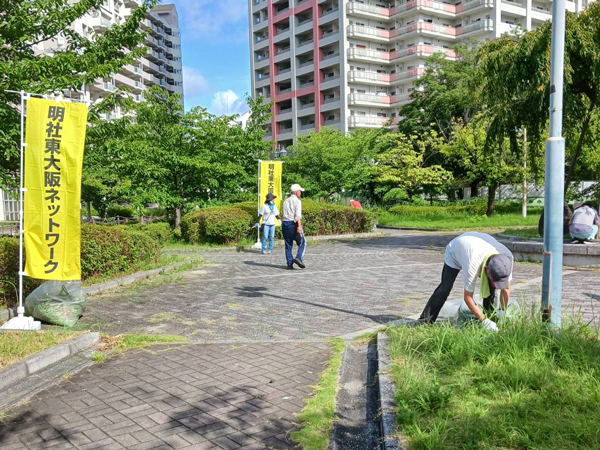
[259,161,283,227]
[24,98,88,280]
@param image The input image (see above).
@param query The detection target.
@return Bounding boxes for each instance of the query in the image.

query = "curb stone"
[0,332,100,393]
[377,225,443,232]
[377,332,403,450]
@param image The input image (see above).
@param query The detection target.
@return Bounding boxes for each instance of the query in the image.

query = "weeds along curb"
[377,332,403,450]
[377,224,443,232]
[0,332,99,394]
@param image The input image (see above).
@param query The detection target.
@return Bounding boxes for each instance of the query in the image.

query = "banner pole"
[18,90,25,318]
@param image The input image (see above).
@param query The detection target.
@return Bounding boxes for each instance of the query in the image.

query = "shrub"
[107,205,135,218]
[0,225,160,308]
[181,206,253,244]
[301,200,376,235]
[80,224,160,279]
[131,222,172,246]
[389,203,487,217]
[382,188,409,206]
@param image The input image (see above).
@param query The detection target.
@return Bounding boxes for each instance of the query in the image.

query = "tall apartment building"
[248,0,591,149]
[35,0,184,117]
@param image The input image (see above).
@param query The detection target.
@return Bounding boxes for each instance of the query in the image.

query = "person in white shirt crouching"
[418,232,514,332]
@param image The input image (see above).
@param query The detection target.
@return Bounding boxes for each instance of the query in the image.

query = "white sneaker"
[267,250,271,254]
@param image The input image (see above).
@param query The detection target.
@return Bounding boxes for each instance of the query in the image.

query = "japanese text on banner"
[24,98,88,280]
[259,161,283,227]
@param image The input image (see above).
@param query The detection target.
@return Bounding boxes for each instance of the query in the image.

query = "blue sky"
[167,0,252,115]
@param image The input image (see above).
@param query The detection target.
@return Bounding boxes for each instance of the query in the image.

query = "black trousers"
[419,263,495,323]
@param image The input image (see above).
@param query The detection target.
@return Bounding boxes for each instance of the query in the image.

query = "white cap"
[290,183,305,193]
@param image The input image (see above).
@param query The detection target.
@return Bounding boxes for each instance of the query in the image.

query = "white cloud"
[172,0,248,42]
[210,90,248,116]
[183,66,209,98]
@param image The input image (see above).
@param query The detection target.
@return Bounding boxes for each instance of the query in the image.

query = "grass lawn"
[290,338,345,450]
[0,330,81,368]
[378,212,541,230]
[386,317,600,450]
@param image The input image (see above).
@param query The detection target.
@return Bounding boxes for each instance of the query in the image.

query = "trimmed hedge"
[0,225,161,308]
[81,225,160,278]
[182,200,376,245]
[131,222,173,246]
[388,204,487,216]
[181,206,253,245]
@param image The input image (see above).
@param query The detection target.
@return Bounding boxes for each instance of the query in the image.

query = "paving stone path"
[2,231,599,450]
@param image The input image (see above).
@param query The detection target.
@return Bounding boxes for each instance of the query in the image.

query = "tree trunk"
[470,182,479,199]
[175,207,181,229]
[564,106,595,195]
[486,184,497,217]
[86,202,92,221]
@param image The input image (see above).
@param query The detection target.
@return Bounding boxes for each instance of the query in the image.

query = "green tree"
[398,42,481,141]
[442,117,524,215]
[0,0,155,189]
[283,127,383,200]
[478,2,600,193]
[86,87,272,227]
[373,131,452,199]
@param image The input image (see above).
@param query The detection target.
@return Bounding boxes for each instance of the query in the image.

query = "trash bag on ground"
[456,297,521,327]
[25,281,87,327]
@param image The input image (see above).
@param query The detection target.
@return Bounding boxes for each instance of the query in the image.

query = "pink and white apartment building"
[248,0,592,149]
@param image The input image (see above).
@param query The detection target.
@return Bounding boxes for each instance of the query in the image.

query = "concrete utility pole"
[542,0,567,327]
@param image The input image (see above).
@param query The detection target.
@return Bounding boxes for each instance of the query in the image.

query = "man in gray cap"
[419,232,513,331]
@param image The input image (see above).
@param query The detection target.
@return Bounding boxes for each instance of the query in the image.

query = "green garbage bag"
[456,297,521,327]
[25,281,87,327]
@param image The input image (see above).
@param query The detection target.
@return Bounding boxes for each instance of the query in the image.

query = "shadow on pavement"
[235,286,401,324]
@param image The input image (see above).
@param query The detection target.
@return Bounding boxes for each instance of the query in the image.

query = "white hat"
[290,183,305,193]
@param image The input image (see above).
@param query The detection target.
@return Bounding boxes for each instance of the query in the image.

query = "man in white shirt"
[419,232,514,331]
[569,203,600,243]
[282,184,306,269]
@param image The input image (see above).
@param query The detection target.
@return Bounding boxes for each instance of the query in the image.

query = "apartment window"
[356,111,366,116]
[357,89,366,93]
[377,113,387,117]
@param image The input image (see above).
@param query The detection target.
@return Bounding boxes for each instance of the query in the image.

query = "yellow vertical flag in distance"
[24,98,88,280]
[259,161,283,226]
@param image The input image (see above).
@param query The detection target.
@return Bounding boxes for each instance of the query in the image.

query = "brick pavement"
[74,232,559,341]
[0,342,331,450]
[2,230,599,450]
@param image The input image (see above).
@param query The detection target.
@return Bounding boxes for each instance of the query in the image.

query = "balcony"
[390,44,458,62]
[299,80,315,88]
[348,116,399,128]
[346,1,392,19]
[390,67,426,82]
[299,102,315,109]
[347,48,391,64]
[103,82,115,92]
[348,93,411,107]
[300,122,316,130]
[456,0,494,13]
[348,70,392,84]
[392,0,457,17]
[279,87,292,94]
[391,21,457,39]
[347,25,392,43]
[456,18,494,35]
[297,38,314,48]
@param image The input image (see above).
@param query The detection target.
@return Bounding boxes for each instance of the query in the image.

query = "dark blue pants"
[282,221,306,266]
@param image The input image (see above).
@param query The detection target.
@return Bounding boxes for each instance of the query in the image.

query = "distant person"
[569,202,600,243]
[254,193,280,255]
[538,202,572,237]
[282,184,306,270]
[419,232,514,332]
[350,199,363,209]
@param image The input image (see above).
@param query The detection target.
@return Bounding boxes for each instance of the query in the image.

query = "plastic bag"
[25,281,87,327]
[456,298,521,327]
